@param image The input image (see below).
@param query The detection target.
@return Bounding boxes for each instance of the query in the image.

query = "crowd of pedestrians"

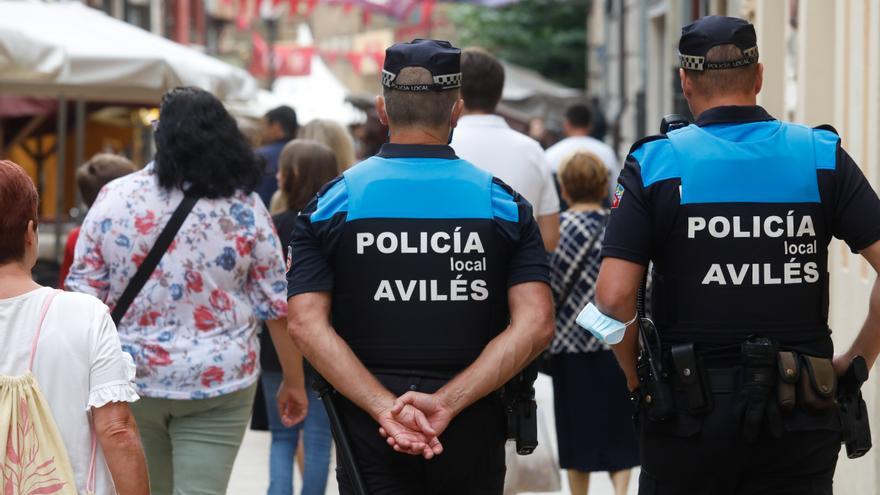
[0,45,633,495]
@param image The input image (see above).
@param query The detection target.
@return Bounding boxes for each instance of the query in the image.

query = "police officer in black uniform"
[286,39,554,494]
[592,16,880,494]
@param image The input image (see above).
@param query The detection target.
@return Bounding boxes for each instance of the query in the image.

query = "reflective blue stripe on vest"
[641,121,835,204]
[311,156,520,222]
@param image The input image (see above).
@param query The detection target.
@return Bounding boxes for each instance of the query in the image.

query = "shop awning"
[0,1,257,103]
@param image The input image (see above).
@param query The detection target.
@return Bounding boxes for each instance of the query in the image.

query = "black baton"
[312,374,369,495]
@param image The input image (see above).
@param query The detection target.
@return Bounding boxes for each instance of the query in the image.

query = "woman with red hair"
[0,160,148,494]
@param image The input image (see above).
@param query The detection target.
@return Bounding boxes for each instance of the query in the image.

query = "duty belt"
[640,337,845,443]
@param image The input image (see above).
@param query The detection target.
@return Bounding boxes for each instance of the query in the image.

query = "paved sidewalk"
[228,375,640,494]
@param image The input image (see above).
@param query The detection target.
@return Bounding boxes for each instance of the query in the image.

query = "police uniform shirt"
[603,106,880,350]
[287,143,550,371]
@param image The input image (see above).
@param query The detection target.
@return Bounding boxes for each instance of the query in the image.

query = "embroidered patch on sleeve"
[611,184,624,208]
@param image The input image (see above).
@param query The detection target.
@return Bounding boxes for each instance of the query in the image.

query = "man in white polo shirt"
[545,103,620,200]
[451,48,560,251]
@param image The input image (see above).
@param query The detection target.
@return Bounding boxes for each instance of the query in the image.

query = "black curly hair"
[154,87,263,198]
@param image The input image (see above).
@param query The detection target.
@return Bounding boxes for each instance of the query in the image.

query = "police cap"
[679,15,759,71]
[382,39,461,92]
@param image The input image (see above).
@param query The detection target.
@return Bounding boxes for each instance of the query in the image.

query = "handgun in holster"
[636,317,676,421]
[503,361,539,455]
[838,356,872,459]
[740,338,782,441]
[634,279,675,422]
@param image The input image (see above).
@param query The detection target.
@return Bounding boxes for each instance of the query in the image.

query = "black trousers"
[335,373,507,495]
[638,367,841,495]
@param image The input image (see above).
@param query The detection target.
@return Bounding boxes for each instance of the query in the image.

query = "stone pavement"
[228,375,640,494]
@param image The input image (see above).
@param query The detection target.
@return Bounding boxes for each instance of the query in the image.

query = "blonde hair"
[558,151,609,204]
[298,119,357,171]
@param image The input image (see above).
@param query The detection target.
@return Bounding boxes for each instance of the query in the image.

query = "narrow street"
[228,375,640,494]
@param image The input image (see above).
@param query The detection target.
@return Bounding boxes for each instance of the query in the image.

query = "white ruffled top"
[87,351,139,409]
[0,287,140,495]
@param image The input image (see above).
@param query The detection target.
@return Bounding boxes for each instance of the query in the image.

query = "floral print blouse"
[66,164,288,399]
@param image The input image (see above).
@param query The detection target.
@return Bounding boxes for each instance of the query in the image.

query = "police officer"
[590,15,880,494]
[286,39,554,494]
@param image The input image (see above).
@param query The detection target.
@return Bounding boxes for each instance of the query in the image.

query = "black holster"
[739,338,782,442]
[838,356,872,458]
[503,361,539,455]
[636,318,675,422]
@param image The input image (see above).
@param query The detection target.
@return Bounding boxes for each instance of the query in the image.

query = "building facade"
[587,0,880,491]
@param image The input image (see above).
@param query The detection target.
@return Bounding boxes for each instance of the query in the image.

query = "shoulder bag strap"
[28,289,60,372]
[111,195,199,325]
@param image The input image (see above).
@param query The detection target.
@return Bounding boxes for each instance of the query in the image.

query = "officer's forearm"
[611,325,640,391]
[595,257,645,390]
[436,282,554,416]
[267,318,305,388]
[288,292,397,419]
[843,275,880,370]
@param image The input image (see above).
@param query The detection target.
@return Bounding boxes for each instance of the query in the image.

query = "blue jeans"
[261,370,332,495]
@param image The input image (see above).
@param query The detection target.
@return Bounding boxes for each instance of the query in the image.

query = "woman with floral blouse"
[66,87,307,495]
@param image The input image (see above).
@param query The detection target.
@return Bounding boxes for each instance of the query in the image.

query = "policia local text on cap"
[583,15,880,495]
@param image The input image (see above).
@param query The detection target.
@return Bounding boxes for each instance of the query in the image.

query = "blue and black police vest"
[618,120,841,347]
[290,149,546,371]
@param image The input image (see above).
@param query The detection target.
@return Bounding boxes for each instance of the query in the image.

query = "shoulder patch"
[611,183,624,208]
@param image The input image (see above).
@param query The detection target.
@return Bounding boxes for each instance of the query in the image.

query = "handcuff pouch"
[799,355,836,411]
[777,351,800,413]
[670,343,712,414]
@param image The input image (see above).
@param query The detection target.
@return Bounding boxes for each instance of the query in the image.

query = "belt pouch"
[777,351,800,413]
[670,343,712,414]
[799,355,836,411]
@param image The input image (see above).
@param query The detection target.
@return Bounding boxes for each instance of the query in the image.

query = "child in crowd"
[59,153,136,285]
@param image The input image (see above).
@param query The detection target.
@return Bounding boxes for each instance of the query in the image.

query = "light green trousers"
[131,383,257,495]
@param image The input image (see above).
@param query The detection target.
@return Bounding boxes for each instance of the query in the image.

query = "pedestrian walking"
[259,140,338,495]
[545,103,620,201]
[549,151,638,495]
[257,106,300,207]
[66,87,307,495]
[286,39,554,495]
[451,47,560,251]
[588,15,880,494]
[0,160,148,495]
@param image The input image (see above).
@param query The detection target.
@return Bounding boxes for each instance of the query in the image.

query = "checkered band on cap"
[381,70,461,91]
[381,70,397,87]
[679,53,705,71]
[433,72,462,88]
[681,45,759,71]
